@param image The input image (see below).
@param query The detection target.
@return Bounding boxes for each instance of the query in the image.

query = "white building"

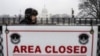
[41,5,48,20]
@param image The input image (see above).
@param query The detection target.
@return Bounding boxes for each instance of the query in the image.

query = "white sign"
[3,26,98,56]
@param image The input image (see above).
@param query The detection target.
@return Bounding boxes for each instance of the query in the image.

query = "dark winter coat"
[20,18,37,25]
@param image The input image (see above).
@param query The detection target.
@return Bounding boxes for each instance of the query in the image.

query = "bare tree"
[79,0,100,18]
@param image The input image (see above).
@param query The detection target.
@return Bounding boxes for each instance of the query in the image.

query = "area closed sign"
[3,26,98,56]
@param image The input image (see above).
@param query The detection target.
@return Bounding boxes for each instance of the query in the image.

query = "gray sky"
[0,0,80,16]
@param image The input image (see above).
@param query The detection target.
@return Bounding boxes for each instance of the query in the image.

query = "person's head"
[25,8,38,22]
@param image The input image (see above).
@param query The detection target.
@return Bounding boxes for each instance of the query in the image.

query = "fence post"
[97,24,100,56]
[41,18,43,24]
[68,18,70,25]
[0,26,3,56]
[19,15,21,23]
[8,18,10,25]
[2,18,5,25]
[74,18,76,25]
[51,18,54,24]
[79,18,81,26]
[57,18,59,24]
[46,18,48,24]
[90,18,93,26]
[13,18,16,24]
[85,18,86,25]
[96,18,98,24]
[62,18,65,25]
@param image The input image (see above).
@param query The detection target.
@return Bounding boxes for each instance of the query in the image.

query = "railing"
[0,17,100,26]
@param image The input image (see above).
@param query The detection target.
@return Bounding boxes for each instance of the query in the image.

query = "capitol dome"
[42,6,48,14]
[41,5,48,20]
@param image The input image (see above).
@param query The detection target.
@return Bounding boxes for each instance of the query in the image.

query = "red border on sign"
[6,30,94,56]
[13,54,87,56]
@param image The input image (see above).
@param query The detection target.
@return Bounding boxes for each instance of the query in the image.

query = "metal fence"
[0,17,100,26]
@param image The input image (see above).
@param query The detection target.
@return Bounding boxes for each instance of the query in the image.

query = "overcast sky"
[0,0,80,16]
